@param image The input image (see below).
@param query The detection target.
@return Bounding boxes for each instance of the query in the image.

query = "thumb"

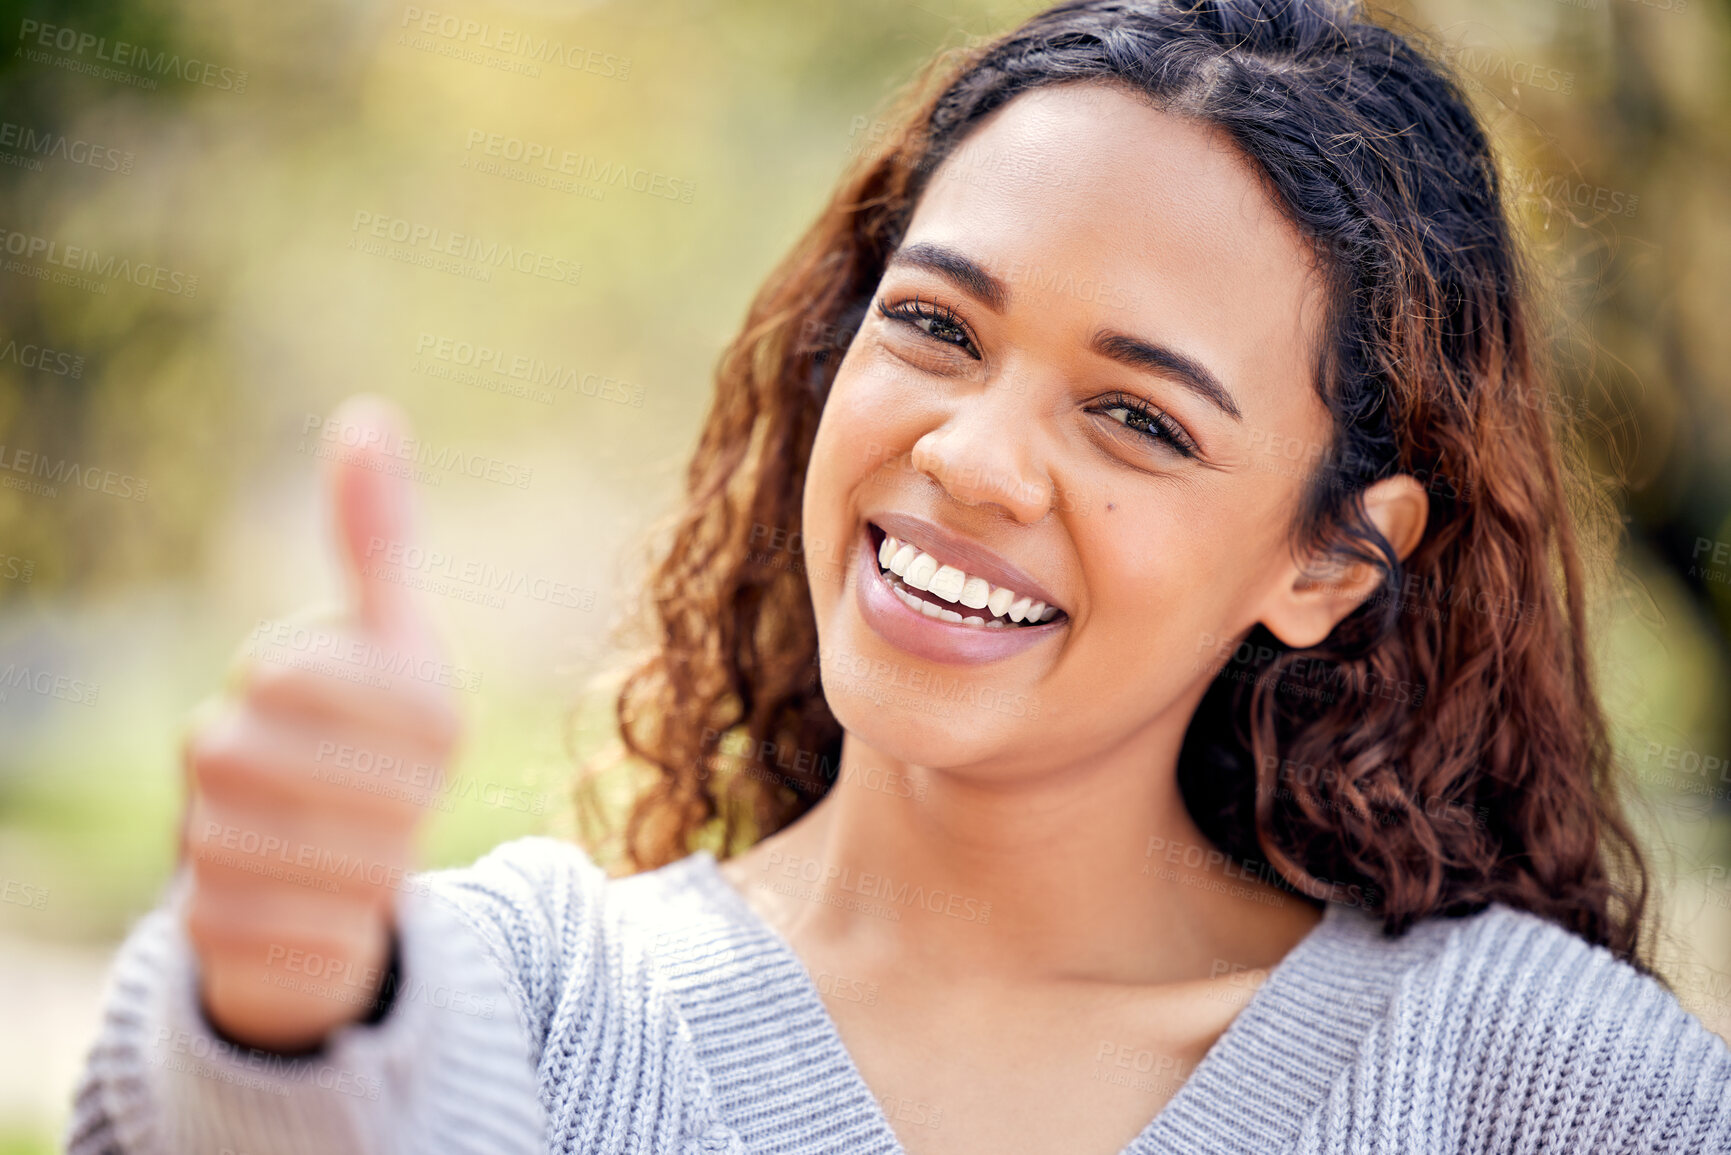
[325,393,426,643]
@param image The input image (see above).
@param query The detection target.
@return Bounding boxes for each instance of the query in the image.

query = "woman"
[67,0,1731,1152]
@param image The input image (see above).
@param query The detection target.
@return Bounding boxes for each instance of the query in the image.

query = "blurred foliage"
[0,0,1729,1148]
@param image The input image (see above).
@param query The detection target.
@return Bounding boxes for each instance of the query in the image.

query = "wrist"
[196,913,395,1053]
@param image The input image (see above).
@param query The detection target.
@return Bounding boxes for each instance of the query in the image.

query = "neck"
[735,724,1323,989]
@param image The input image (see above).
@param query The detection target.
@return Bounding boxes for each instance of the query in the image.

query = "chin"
[816,665,1032,774]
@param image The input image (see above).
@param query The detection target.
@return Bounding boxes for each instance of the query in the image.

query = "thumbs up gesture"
[181,395,461,1052]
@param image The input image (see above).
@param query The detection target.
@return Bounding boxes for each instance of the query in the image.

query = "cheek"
[801,368,904,579]
[830,348,929,429]
[810,360,928,498]
[1085,493,1288,642]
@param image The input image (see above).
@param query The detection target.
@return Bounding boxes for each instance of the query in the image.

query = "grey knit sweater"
[65,834,1731,1154]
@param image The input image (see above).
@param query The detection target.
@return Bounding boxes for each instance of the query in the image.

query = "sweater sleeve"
[61,846,562,1155]
[1428,905,1731,1153]
[405,835,615,1074]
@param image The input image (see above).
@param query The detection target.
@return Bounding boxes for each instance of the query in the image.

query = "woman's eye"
[1092,392,1199,459]
[876,295,980,359]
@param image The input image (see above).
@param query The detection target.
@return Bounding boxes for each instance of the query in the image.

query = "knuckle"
[184,894,254,958]
[185,723,251,793]
[417,696,463,753]
[244,653,311,708]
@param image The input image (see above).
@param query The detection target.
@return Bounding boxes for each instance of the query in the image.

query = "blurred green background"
[1,0,1729,1147]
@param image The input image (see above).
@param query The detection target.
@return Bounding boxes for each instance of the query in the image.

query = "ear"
[1258,474,1430,650]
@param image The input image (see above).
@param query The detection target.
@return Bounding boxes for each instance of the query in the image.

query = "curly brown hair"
[574,0,1657,973]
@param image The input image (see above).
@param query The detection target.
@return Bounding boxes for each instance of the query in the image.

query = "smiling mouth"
[867,522,1067,630]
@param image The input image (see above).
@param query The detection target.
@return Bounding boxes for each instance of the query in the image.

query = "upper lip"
[867,511,1067,616]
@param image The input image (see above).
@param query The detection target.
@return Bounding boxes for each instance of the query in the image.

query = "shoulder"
[421,833,612,930]
[1346,901,1731,1148]
[410,836,621,1064]
[1394,901,1707,1032]
[410,837,729,1051]
[405,837,748,1148]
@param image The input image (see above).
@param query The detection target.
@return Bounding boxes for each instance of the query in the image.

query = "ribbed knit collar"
[628,848,1432,1155]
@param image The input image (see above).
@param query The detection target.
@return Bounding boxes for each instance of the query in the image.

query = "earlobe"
[1258,475,1430,650]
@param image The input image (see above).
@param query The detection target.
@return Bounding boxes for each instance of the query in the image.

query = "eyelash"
[874,294,1200,460]
[877,294,977,356]
[1092,391,1199,458]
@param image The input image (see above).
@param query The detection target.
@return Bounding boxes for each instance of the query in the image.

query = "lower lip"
[852,522,1066,665]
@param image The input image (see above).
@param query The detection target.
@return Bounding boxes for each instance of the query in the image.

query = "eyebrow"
[885,240,1244,422]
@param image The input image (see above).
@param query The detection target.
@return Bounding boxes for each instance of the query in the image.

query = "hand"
[180,395,460,1052]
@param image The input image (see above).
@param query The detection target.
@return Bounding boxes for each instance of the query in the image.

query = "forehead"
[904,81,1327,408]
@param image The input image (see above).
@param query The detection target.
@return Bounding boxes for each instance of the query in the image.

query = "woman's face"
[800,80,1338,775]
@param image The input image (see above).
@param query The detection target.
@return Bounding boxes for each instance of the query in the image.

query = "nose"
[909,383,1057,525]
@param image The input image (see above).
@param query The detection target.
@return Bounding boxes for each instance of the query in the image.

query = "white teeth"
[927,564,967,603]
[891,585,926,614]
[873,527,1061,625]
[903,552,939,591]
[893,577,1008,629]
